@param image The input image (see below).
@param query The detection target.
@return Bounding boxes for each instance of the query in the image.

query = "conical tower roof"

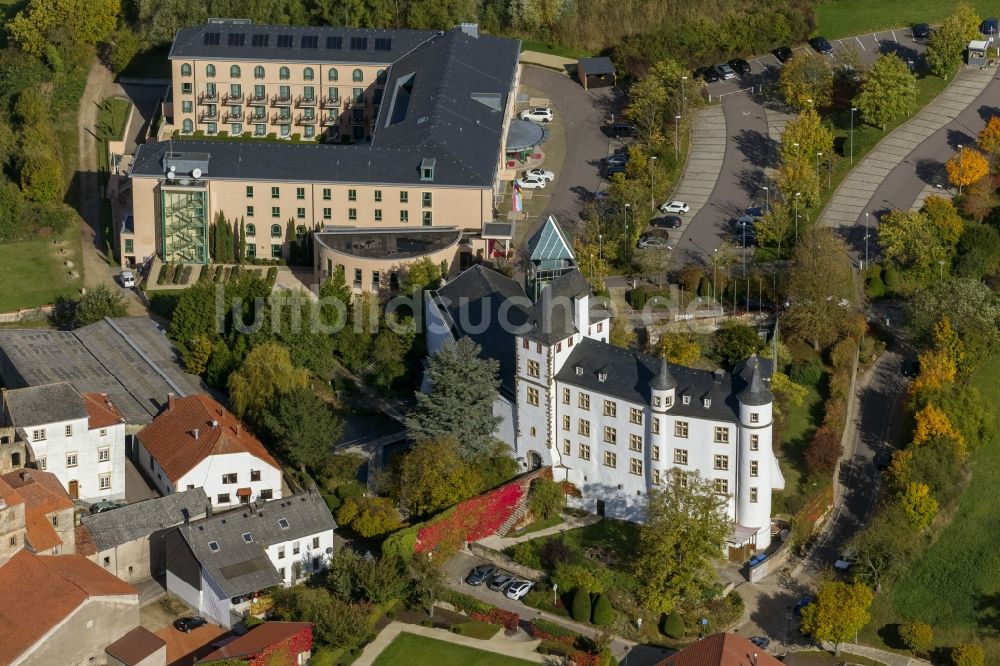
[738,354,772,406]
[651,356,677,391]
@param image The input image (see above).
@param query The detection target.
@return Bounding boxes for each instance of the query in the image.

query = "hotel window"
[98,447,110,462]
[422,192,432,207]
[750,434,759,451]
[181,100,192,113]
[673,449,688,465]
[65,424,73,437]
[603,451,617,468]
[630,458,642,475]
[271,186,280,198]
[352,87,363,102]
[563,439,571,454]
[271,244,282,258]
[422,211,432,226]
[271,224,281,237]
[630,408,643,425]
[246,205,254,217]
[271,206,281,218]
[304,67,314,80]
[603,400,616,417]
[296,187,305,199]
[254,65,265,79]
[246,245,256,258]
[527,360,540,378]
[182,83,192,95]
[603,426,616,444]
[230,65,241,78]
[652,417,660,434]
[280,66,290,80]
[181,63,191,76]
[399,210,408,223]
[99,474,111,490]
[374,209,382,221]
[246,223,256,236]
[714,479,729,495]
[400,191,409,203]
[526,387,539,406]
[714,454,729,471]
[323,208,332,219]
[222,473,237,484]
[231,122,242,135]
[348,189,357,201]
[578,393,590,410]
[322,188,331,200]
[714,427,730,444]
[125,239,133,253]
[32,428,45,442]
[206,64,216,77]
[348,208,357,220]
[652,469,661,486]
[629,434,642,452]
[652,445,660,461]
[562,415,570,431]
[374,190,382,202]
[37,456,46,470]
[246,186,254,198]
[352,68,363,82]
[579,444,591,461]
[578,419,590,436]
[562,388,570,404]
[750,488,759,503]
[674,421,688,438]
[750,460,759,477]
[751,412,759,423]
[66,453,78,467]
[328,68,338,81]
[294,207,304,219]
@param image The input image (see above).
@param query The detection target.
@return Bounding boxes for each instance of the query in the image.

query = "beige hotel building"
[125,20,521,292]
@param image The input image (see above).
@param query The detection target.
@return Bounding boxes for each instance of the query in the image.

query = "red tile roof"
[195,622,312,663]
[1,469,74,552]
[0,551,138,664]
[658,634,783,666]
[83,392,127,429]
[105,626,166,666]
[138,394,280,484]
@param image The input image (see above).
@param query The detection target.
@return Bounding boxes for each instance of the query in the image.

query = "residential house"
[0,383,127,502]
[164,489,336,628]
[424,217,783,551]
[0,469,76,561]
[655,633,782,666]
[195,621,312,665]
[0,426,29,474]
[0,550,140,665]
[136,393,282,508]
[105,627,166,666]
[82,488,209,583]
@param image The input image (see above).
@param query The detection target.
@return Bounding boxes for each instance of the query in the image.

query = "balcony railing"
[247,93,268,104]
[199,110,218,122]
[296,114,318,125]
[198,92,218,104]
[271,94,292,106]
[296,95,318,107]
[222,112,244,123]
[320,115,339,126]
[319,97,340,109]
[272,113,292,125]
[246,112,268,123]
[221,93,242,105]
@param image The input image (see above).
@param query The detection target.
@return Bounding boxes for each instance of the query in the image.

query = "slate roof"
[196,622,311,663]
[0,551,138,664]
[0,316,205,424]
[170,21,436,64]
[657,633,782,666]
[521,270,593,345]
[578,56,616,76]
[651,356,678,391]
[737,354,772,406]
[105,627,165,666]
[132,27,520,189]
[138,394,279,484]
[2,383,87,427]
[177,491,336,598]
[1,469,74,552]
[82,488,209,552]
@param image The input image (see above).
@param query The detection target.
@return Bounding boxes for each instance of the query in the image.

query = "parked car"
[605,163,627,177]
[637,235,673,250]
[874,449,892,471]
[714,63,737,80]
[520,107,553,122]
[515,175,547,190]
[602,153,629,167]
[465,564,497,585]
[834,549,857,572]
[731,214,755,230]
[728,58,752,77]
[982,18,999,36]
[900,359,920,378]
[488,573,515,592]
[772,46,794,64]
[89,500,125,515]
[604,122,638,138]
[745,205,767,218]
[793,596,815,616]
[505,580,534,600]
[809,36,833,55]
[696,66,719,83]
[119,270,136,288]
[174,616,208,632]
[750,636,771,650]
[912,23,931,40]
[659,200,690,214]
[524,168,555,182]
[650,215,682,229]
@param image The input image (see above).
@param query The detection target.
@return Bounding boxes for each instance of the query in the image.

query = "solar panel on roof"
[203,32,221,46]
[251,33,269,47]
[227,33,245,47]
[326,36,342,49]
[350,37,368,50]
[374,37,392,51]
[301,35,318,48]
[277,34,294,48]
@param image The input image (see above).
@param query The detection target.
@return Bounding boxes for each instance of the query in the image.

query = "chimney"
[181,508,190,524]
[193,428,199,441]
[234,423,240,436]
[206,503,213,518]
[211,420,218,429]
[753,653,758,666]
[167,393,175,410]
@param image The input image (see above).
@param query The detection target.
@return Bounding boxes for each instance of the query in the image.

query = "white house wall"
[263,529,335,585]
[19,418,126,501]
[178,452,283,508]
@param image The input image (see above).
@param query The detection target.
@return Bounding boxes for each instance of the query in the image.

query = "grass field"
[0,226,83,312]
[371,632,535,666]
[816,0,1000,40]
[860,358,1000,661]
[772,364,825,516]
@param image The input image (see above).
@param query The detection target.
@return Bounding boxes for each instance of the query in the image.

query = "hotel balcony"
[247,93,268,105]
[320,115,339,126]
[296,95,318,107]
[319,97,340,109]
[296,115,318,126]
[198,92,218,104]
[272,113,292,125]
[246,112,268,123]
[222,112,242,123]
[221,93,242,105]
[271,94,292,107]
[199,110,218,122]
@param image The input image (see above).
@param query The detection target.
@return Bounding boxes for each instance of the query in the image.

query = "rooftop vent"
[575,365,583,376]
[682,395,690,405]
[458,23,479,37]
[211,420,218,428]
[597,371,608,382]
[192,428,199,440]
[703,398,711,408]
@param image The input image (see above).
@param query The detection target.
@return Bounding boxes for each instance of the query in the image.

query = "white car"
[834,549,857,572]
[520,107,553,122]
[524,168,555,182]
[505,580,533,600]
[515,176,547,190]
[659,200,690,214]
[119,270,136,288]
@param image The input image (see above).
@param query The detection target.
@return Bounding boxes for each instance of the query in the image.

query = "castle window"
[629,434,642,452]
[526,387,539,406]
[527,360,540,378]
[665,396,673,408]
[714,479,729,495]
[750,434,759,451]
[714,427,730,444]
[578,393,590,410]
[652,418,660,434]
[713,454,729,471]
[603,451,616,468]
[750,412,760,423]
[578,419,590,437]
[603,400,616,417]
[673,449,688,465]
[653,396,661,407]
[563,439,571,454]
[562,388,570,405]
[652,445,660,461]
[562,415,570,431]
[603,426,616,444]
[630,408,643,425]
[674,421,688,438]
[750,487,758,503]
[750,460,759,477]
[579,444,590,460]
[652,469,661,485]
[530,427,536,437]
[630,458,642,475]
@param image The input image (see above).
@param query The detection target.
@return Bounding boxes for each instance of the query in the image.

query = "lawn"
[860,358,1000,661]
[772,373,824,516]
[370,632,535,666]
[543,517,640,561]
[520,38,592,60]
[0,226,83,312]
[509,514,564,538]
[816,0,1000,40]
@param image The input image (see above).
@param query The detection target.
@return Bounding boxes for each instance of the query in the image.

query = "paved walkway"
[670,104,726,219]
[355,622,546,665]
[819,66,995,228]
[519,51,577,74]
[837,643,930,666]
[476,512,600,551]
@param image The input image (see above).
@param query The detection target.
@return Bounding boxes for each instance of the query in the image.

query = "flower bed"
[470,608,519,633]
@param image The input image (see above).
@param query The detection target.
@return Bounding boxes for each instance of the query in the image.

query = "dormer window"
[208,541,220,552]
[682,395,690,405]
[278,518,289,530]
[575,365,583,376]
[665,396,673,408]
[598,371,607,382]
[242,533,253,543]
[420,157,435,182]
[703,398,711,408]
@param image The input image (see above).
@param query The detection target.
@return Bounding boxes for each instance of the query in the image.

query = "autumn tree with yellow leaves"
[898,482,939,529]
[912,403,965,454]
[946,147,989,192]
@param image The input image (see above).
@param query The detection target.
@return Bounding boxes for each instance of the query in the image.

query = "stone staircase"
[496,501,530,537]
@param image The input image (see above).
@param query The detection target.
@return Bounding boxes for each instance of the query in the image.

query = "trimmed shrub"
[571,587,592,623]
[335,480,364,500]
[591,594,613,626]
[951,644,985,666]
[866,270,886,299]
[882,264,901,293]
[510,541,543,569]
[156,264,168,285]
[790,359,823,386]
[899,621,933,654]
[452,621,500,639]
[537,640,575,657]
[552,562,603,594]
[662,611,685,639]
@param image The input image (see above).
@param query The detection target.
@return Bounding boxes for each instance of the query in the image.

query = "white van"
[119,270,135,288]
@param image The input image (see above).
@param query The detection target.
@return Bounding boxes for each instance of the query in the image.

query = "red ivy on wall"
[470,609,519,633]
[247,625,313,666]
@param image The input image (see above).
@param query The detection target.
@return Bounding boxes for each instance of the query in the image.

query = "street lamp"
[761,185,770,212]
[816,151,823,181]
[649,156,657,211]
[864,212,870,269]
[681,76,687,116]
[794,192,801,244]
[713,248,718,304]
[623,203,631,263]
[850,107,857,165]
[939,259,945,280]
[598,233,603,261]
[957,144,964,195]
[674,115,681,158]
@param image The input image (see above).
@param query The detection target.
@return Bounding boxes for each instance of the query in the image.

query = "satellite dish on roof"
[192,168,202,178]
[167,167,176,179]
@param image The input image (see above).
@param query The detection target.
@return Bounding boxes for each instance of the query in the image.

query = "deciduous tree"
[850,505,917,591]
[625,74,669,145]
[401,257,442,295]
[921,196,964,246]
[227,342,309,423]
[529,477,566,520]
[776,153,821,209]
[952,644,986,666]
[912,403,964,452]
[779,52,833,110]
[73,284,128,327]
[713,321,762,365]
[653,332,701,366]
[800,581,874,651]
[397,438,483,517]
[898,481,938,529]
[912,349,956,394]
[805,426,842,476]
[877,209,949,275]
[263,387,343,473]
[779,108,835,166]
[854,54,917,131]
[976,116,1000,157]
[926,2,982,76]
[908,279,1000,364]
[336,495,403,537]
[7,0,119,56]
[899,621,934,655]
[946,146,989,190]
[634,470,728,613]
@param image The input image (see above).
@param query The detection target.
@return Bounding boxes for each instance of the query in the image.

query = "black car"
[900,359,919,378]
[728,58,752,77]
[809,36,833,55]
[603,122,637,138]
[465,564,497,586]
[772,46,794,64]
[874,450,892,471]
[912,23,930,39]
[650,215,682,229]
[697,66,720,83]
[981,17,999,37]
[487,573,515,592]
[605,163,627,177]
[750,636,771,650]
[174,616,208,633]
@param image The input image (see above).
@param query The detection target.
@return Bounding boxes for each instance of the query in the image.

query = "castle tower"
[736,355,774,550]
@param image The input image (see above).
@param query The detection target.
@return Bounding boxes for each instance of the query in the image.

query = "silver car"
[714,63,737,80]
